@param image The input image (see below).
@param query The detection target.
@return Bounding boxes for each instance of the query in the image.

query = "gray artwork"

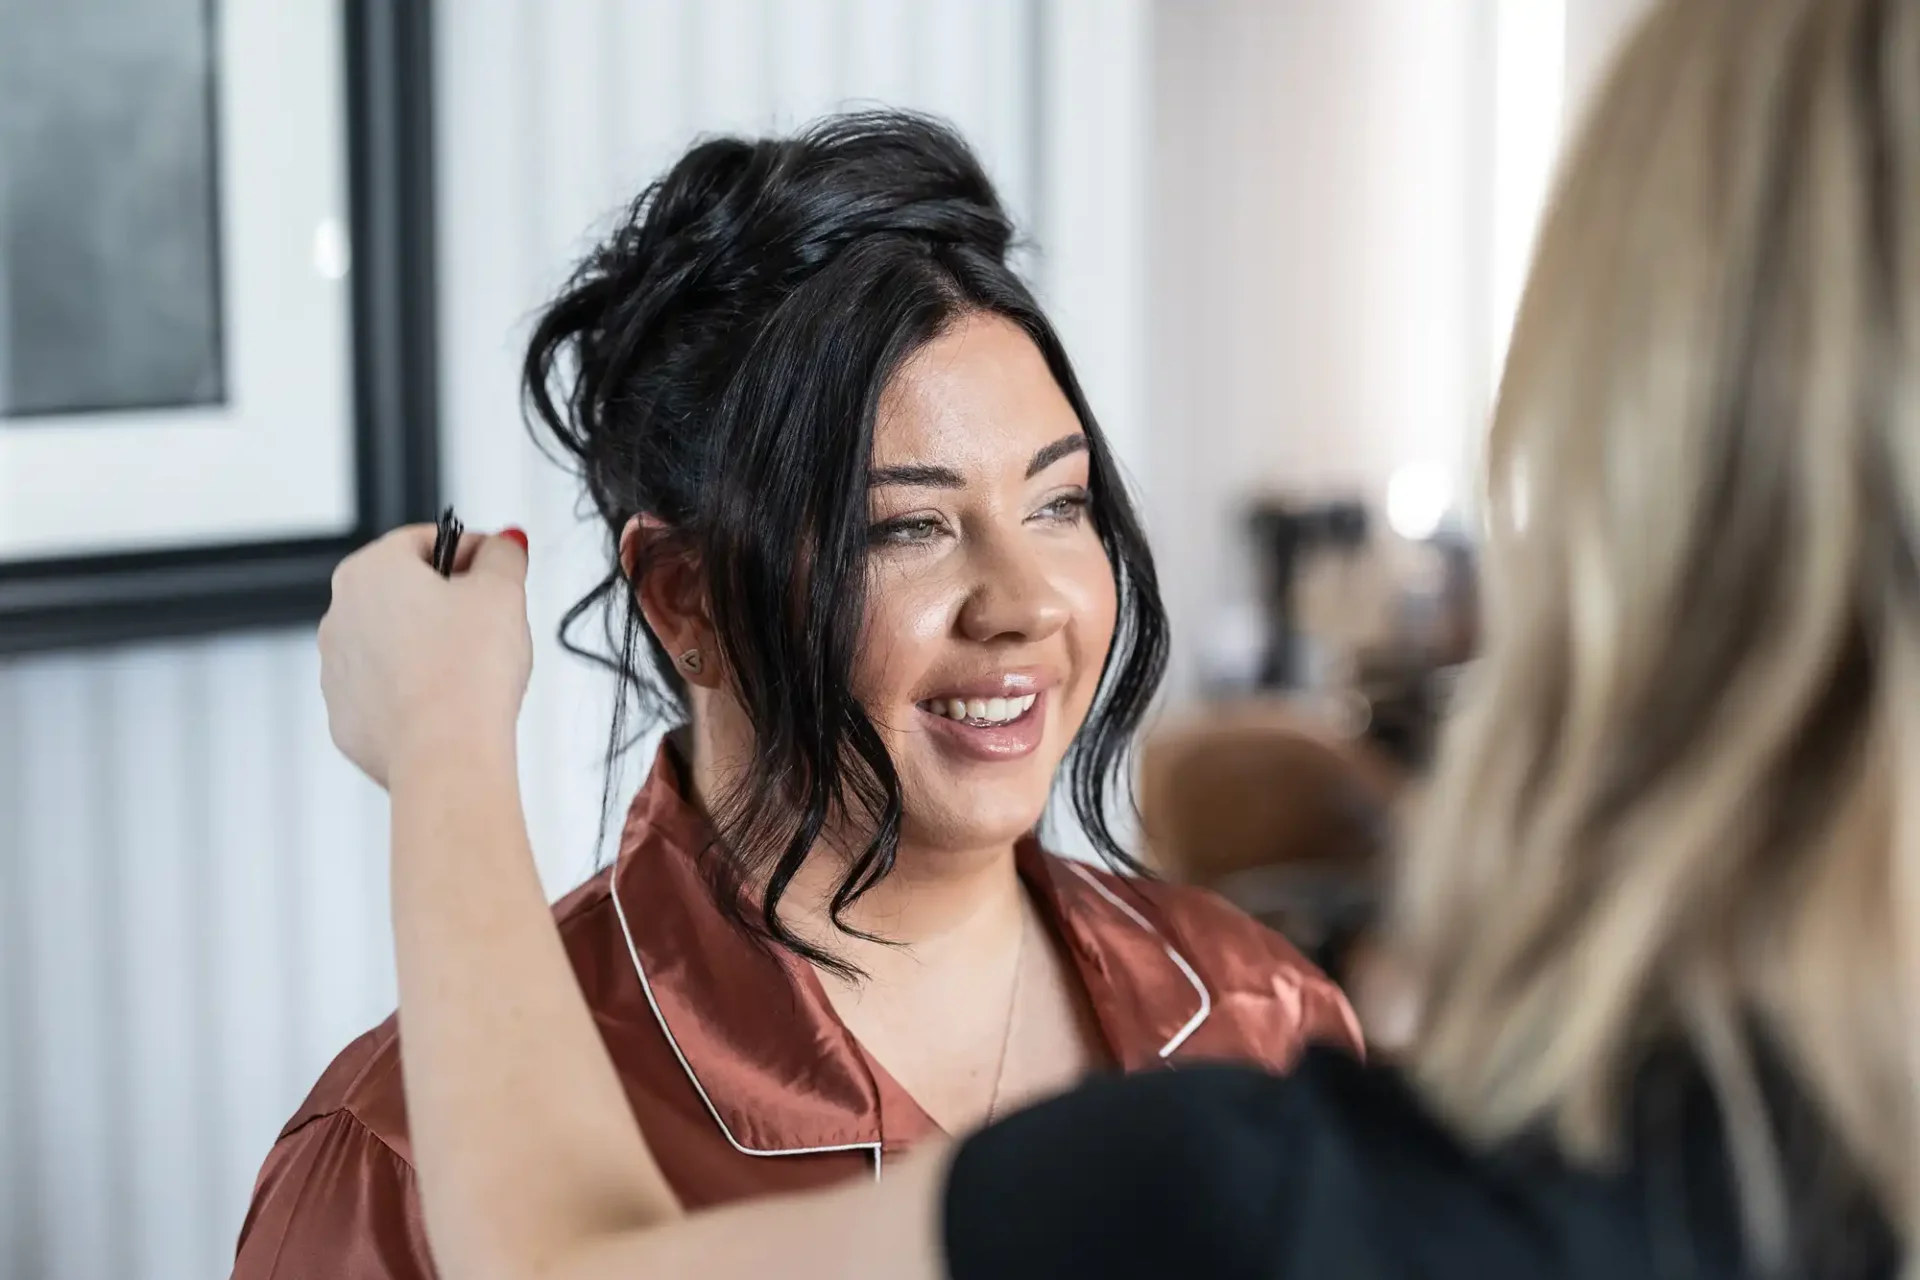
[0,0,225,418]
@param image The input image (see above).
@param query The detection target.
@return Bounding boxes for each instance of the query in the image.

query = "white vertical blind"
[15,659,118,1280]
[1034,0,1150,490]
[110,648,216,1280]
[0,667,23,1275]
[0,3,1157,1276]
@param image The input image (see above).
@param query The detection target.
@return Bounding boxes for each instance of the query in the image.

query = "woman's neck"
[680,724,1028,971]
[782,832,1027,963]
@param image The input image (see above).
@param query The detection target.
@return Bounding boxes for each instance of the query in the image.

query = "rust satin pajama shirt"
[232,746,1359,1278]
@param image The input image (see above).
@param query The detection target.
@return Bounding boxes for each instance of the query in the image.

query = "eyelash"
[1039,489,1092,523]
[870,515,947,546]
[868,489,1092,546]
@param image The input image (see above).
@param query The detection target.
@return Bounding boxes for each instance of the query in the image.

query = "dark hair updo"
[524,110,1167,972]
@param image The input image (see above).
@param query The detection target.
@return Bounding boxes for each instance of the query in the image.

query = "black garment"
[942,1048,1898,1280]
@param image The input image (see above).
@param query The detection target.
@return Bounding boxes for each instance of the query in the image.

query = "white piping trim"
[609,871,885,1180]
[1064,862,1212,1059]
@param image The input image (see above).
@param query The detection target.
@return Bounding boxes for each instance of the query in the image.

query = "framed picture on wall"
[0,0,438,655]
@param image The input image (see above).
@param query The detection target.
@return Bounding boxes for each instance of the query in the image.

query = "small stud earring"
[679,648,703,674]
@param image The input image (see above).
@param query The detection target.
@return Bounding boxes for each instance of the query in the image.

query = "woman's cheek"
[851,570,953,709]
[1061,550,1120,669]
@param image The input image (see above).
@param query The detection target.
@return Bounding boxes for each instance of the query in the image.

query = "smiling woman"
[234,112,1360,1280]
[853,319,1117,858]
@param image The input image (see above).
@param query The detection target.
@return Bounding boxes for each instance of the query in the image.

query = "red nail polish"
[499,526,529,553]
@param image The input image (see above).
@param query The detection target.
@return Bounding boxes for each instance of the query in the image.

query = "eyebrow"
[867,462,965,489]
[867,434,1089,489]
[1025,433,1088,478]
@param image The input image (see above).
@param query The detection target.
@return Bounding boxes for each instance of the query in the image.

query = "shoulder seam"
[249,1109,418,1279]
[551,865,618,934]
[281,1105,418,1174]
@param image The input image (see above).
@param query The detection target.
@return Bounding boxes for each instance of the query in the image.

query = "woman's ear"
[621,514,721,688]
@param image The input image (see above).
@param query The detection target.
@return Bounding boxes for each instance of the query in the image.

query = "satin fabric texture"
[232,744,1360,1278]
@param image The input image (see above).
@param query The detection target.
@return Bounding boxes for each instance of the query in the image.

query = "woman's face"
[857,312,1118,854]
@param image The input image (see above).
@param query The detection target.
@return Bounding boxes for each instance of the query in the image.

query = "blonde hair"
[1398,0,1920,1262]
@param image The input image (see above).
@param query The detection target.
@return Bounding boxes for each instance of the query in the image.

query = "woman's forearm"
[387,731,679,1280]
[317,528,943,1278]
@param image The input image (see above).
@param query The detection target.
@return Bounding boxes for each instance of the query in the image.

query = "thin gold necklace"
[983,901,1029,1126]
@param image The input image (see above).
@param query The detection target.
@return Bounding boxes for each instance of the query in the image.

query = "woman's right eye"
[869,515,947,546]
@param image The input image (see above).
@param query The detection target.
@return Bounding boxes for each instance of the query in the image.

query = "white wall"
[0,4,1147,1277]
[1147,0,1484,699]
[1142,0,1652,701]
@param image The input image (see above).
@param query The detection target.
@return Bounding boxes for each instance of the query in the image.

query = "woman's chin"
[898,789,1054,857]
[889,732,1073,853]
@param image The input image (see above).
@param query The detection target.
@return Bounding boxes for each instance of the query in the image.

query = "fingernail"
[499,526,529,553]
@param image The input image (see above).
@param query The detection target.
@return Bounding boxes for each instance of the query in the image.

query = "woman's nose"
[955,536,1071,645]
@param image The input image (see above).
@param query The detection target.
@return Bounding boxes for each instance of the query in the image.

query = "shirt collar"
[607,743,1213,1156]
[1016,840,1213,1070]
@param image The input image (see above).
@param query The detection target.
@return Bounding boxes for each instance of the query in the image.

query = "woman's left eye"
[1034,489,1092,525]
[869,515,947,546]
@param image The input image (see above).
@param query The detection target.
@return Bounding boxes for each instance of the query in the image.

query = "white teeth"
[923,691,1040,725]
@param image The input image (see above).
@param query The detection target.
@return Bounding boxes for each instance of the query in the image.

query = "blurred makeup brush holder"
[1247,497,1478,771]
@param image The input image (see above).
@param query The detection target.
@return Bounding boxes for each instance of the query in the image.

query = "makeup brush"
[431,506,464,578]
